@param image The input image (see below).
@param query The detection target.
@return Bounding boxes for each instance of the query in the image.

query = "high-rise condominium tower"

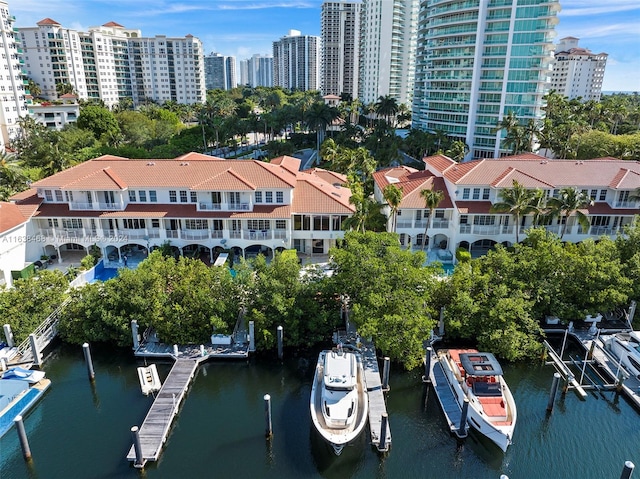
[359,0,419,106]
[412,0,560,160]
[551,37,607,101]
[0,1,28,151]
[273,30,320,91]
[321,1,361,99]
[205,53,237,90]
[19,19,205,107]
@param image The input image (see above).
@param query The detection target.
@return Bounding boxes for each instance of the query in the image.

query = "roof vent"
[180,162,189,166]
[331,192,341,198]
[146,162,155,166]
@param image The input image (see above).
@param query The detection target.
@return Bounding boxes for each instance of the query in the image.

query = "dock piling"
[130,426,145,468]
[249,321,255,352]
[3,323,14,347]
[382,357,390,391]
[547,372,561,411]
[200,344,205,356]
[277,326,283,360]
[28,333,42,367]
[379,413,388,451]
[438,307,445,336]
[82,342,95,380]
[458,397,469,434]
[131,320,139,350]
[173,344,179,357]
[264,394,273,438]
[423,346,432,383]
[621,461,635,479]
[14,415,31,460]
[0,357,6,371]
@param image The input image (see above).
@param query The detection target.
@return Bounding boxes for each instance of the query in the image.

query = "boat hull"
[603,332,640,380]
[310,350,369,456]
[433,349,516,452]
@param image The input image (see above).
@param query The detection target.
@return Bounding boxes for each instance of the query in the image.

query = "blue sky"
[11,0,640,92]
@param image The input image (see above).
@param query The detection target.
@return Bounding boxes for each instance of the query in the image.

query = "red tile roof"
[303,167,347,185]
[103,21,125,28]
[373,166,454,209]
[430,156,640,189]
[32,156,297,190]
[292,175,354,214]
[455,201,493,214]
[37,18,61,26]
[0,202,27,233]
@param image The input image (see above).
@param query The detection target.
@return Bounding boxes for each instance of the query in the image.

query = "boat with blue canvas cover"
[0,367,51,437]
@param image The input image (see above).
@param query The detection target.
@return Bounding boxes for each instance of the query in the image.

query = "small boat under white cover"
[137,364,161,396]
[602,330,640,380]
[310,348,369,455]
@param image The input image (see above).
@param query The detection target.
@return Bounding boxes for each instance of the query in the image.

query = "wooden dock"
[361,341,392,452]
[127,359,198,465]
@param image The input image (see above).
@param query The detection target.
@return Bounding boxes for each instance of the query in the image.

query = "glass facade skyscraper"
[412,0,560,160]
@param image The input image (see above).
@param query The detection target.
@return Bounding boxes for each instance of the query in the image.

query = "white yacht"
[310,348,369,455]
[433,349,517,452]
[602,330,640,379]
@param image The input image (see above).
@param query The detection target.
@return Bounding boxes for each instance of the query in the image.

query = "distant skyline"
[12,0,640,93]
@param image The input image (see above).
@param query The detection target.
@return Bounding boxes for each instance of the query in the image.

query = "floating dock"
[428,357,467,439]
[361,340,392,452]
[127,359,198,466]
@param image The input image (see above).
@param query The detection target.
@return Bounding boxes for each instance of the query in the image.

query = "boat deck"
[0,378,51,437]
[126,359,198,465]
[430,359,467,438]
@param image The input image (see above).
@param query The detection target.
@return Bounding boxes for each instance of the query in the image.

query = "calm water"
[1,340,639,479]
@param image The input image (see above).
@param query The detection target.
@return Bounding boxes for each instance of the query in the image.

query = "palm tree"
[546,187,593,239]
[419,188,445,250]
[374,95,399,127]
[27,79,41,98]
[445,140,469,162]
[495,111,526,154]
[305,102,340,163]
[55,82,75,97]
[490,180,538,243]
[383,184,403,232]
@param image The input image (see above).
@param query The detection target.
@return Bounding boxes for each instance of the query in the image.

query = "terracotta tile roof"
[438,157,640,189]
[372,166,419,189]
[103,21,125,28]
[12,191,43,219]
[37,18,61,26]
[9,188,39,201]
[192,169,256,191]
[423,154,456,173]
[374,167,454,209]
[303,168,348,185]
[268,156,302,178]
[0,202,27,233]
[492,167,555,188]
[456,201,493,214]
[292,177,354,214]
[586,203,638,216]
[32,155,296,190]
[609,168,640,189]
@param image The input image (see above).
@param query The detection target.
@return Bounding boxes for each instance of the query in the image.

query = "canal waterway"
[1,340,639,478]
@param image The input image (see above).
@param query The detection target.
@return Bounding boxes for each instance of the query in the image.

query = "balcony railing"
[432,219,449,229]
[615,200,637,208]
[69,201,94,210]
[211,230,223,239]
[199,202,250,211]
[181,229,209,240]
[199,202,222,211]
[396,220,413,228]
[165,229,179,238]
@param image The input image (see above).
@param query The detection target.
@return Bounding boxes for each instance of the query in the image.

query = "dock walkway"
[361,340,392,452]
[127,359,198,465]
[430,359,466,438]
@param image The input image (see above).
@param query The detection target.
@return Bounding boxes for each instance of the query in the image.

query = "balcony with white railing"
[397,220,414,229]
[182,229,210,240]
[472,225,501,235]
[165,229,179,238]
[122,229,148,239]
[614,200,637,208]
[198,202,251,212]
[211,230,223,239]
[68,201,94,210]
[432,219,450,229]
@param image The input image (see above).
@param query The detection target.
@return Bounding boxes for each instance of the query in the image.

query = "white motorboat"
[433,349,517,452]
[310,347,369,455]
[602,330,640,379]
[137,364,161,396]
